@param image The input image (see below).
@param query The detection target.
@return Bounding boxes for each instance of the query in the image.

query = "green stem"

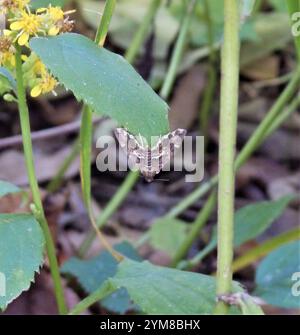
[15,46,67,315]
[215,0,240,315]
[286,0,300,60]
[171,190,217,267]
[159,0,197,100]
[259,93,300,143]
[80,105,93,209]
[125,0,162,64]
[95,0,117,46]
[69,282,116,315]
[232,227,300,273]
[78,170,139,257]
[79,0,121,261]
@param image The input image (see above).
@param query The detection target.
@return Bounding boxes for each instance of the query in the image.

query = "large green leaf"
[0,213,45,310]
[61,241,142,314]
[254,241,300,309]
[30,33,169,141]
[0,181,21,198]
[149,218,188,257]
[109,259,243,315]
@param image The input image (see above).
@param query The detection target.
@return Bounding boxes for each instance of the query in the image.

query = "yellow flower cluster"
[0,0,75,97]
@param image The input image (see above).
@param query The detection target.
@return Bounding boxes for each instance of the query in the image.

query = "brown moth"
[115,128,186,182]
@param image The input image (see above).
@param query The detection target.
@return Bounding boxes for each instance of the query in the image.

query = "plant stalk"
[160,0,197,100]
[125,0,162,64]
[215,0,240,315]
[15,45,67,314]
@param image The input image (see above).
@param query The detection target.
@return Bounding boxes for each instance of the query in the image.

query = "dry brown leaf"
[241,56,279,80]
[169,65,205,130]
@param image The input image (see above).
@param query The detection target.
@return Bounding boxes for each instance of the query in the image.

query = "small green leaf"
[234,195,293,247]
[61,241,142,314]
[254,241,300,309]
[149,218,188,257]
[109,259,242,315]
[0,180,22,198]
[0,67,17,92]
[30,33,169,141]
[194,196,293,262]
[0,213,45,311]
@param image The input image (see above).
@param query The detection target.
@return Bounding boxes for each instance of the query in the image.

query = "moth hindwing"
[115,128,186,182]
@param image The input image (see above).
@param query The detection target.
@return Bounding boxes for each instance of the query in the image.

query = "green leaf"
[254,241,300,309]
[0,213,45,310]
[149,218,188,257]
[195,196,293,262]
[109,259,242,315]
[234,196,293,247]
[30,33,169,141]
[0,180,22,198]
[61,241,142,314]
[30,0,67,9]
[0,67,17,92]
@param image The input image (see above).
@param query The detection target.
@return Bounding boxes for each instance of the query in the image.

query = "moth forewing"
[115,127,186,182]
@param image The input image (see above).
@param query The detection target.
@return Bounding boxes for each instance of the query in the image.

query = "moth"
[115,127,186,182]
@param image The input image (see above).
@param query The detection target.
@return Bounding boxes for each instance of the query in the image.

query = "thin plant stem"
[79,0,120,261]
[259,93,300,143]
[78,170,139,257]
[69,282,116,315]
[95,0,117,47]
[199,0,218,142]
[159,0,197,100]
[125,0,162,64]
[232,227,300,273]
[170,190,217,267]
[15,46,67,315]
[215,0,240,315]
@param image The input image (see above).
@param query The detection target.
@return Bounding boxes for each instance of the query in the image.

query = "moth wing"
[150,128,186,170]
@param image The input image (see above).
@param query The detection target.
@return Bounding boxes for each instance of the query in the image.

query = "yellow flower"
[48,6,65,21]
[30,72,57,97]
[10,11,42,45]
[42,5,75,36]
